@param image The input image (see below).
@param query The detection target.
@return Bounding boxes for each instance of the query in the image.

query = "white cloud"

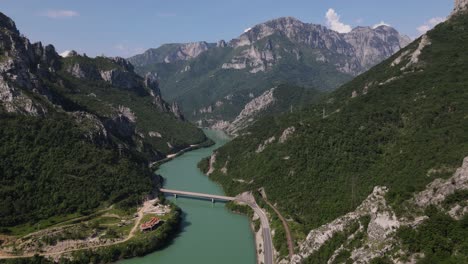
[41,10,79,19]
[325,8,352,33]
[417,17,446,34]
[373,21,391,29]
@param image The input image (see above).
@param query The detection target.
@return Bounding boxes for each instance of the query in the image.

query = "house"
[140,217,161,231]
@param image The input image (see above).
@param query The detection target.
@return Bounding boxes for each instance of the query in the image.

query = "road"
[163,189,274,264]
[264,198,294,259]
[237,193,274,264]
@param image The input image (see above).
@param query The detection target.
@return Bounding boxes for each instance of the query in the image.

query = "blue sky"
[1,0,453,57]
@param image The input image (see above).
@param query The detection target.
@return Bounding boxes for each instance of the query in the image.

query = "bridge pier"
[174,194,177,199]
[211,198,215,203]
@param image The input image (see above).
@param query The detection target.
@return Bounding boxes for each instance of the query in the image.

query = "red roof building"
[140,217,161,231]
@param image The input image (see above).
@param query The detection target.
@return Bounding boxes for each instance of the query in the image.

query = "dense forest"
[208,11,468,244]
[0,113,154,227]
[397,207,468,263]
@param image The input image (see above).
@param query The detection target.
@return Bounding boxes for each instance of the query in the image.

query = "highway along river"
[122,130,256,264]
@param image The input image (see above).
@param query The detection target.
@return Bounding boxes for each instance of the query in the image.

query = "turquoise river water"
[122,130,256,263]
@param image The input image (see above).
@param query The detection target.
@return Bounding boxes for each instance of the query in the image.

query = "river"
[122,129,256,264]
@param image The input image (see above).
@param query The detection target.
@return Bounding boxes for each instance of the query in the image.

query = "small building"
[140,217,162,232]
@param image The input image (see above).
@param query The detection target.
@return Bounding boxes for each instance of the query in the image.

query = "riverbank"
[0,199,182,263]
[150,138,215,169]
[121,129,256,264]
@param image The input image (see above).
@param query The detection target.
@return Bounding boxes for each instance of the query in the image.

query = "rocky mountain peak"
[225,16,410,75]
[0,12,18,33]
[217,39,227,48]
[230,16,309,48]
[109,57,134,72]
[453,0,468,15]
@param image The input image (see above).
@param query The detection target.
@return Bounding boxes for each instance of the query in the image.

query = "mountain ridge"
[0,11,206,228]
[128,16,410,130]
[206,8,468,263]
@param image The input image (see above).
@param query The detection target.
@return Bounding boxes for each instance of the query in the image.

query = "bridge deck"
[160,188,236,201]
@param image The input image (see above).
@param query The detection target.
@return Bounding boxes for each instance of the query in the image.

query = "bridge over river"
[160,188,235,202]
[159,188,274,264]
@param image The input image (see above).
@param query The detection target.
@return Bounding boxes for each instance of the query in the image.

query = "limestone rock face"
[226,17,410,75]
[170,101,184,120]
[344,26,411,72]
[414,156,468,207]
[100,69,140,90]
[217,40,227,48]
[66,63,101,80]
[0,12,62,115]
[129,42,213,66]
[453,0,468,15]
[226,88,276,134]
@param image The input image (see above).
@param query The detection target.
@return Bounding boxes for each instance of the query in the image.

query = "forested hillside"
[0,11,206,228]
[0,114,154,227]
[208,9,468,253]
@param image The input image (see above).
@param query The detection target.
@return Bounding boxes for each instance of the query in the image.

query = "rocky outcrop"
[104,106,137,139]
[413,156,468,208]
[401,35,431,71]
[100,68,140,90]
[66,63,101,80]
[222,44,277,73]
[344,26,411,72]
[256,136,276,153]
[226,88,276,134]
[279,127,296,143]
[0,12,62,115]
[452,0,468,15]
[290,186,394,263]
[289,156,468,264]
[170,101,184,120]
[71,111,108,143]
[128,42,213,66]
[206,152,217,175]
[217,40,227,48]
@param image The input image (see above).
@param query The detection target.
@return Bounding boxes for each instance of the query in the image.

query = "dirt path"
[0,200,153,259]
[263,198,294,260]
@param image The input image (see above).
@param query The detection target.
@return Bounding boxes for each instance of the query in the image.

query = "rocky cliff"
[453,0,468,15]
[0,12,61,115]
[227,17,410,75]
[62,52,184,120]
[0,11,205,159]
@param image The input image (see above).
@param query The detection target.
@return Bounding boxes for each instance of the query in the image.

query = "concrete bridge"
[159,188,274,264]
[160,188,236,203]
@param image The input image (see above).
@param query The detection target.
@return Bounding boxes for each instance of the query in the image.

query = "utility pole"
[118,144,123,157]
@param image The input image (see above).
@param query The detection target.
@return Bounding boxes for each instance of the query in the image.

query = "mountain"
[129,17,410,129]
[129,42,215,66]
[205,5,468,263]
[0,11,206,227]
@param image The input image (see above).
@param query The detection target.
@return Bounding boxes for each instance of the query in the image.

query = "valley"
[1,1,467,263]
